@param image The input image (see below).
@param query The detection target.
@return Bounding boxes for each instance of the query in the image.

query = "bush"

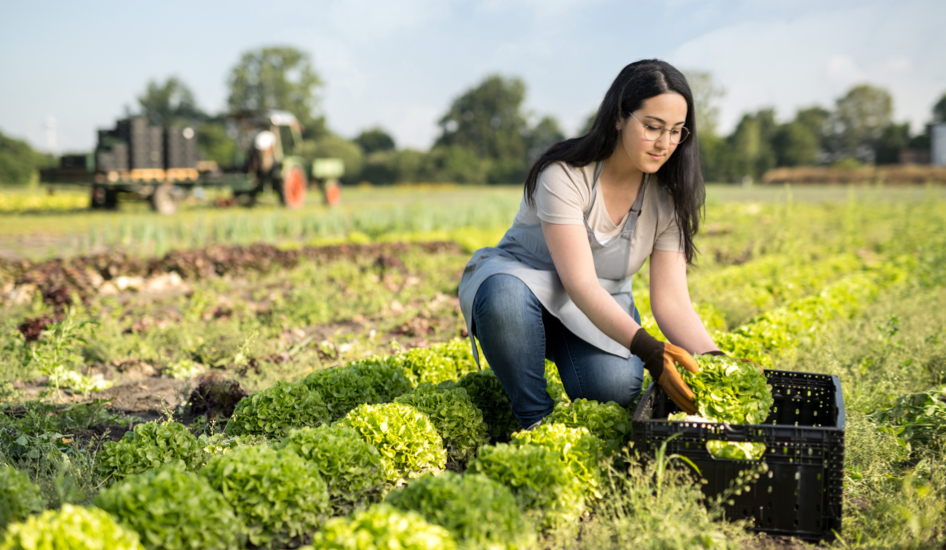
[394,383,489,466]
[512,423,605,501]
[467,443,583,530]
[0,465,44,529]
[200,445,329,549]
[547,398,632,455]
[97,421,203,482]
[275,425,387,514]
[95,463,245,550]
[0,504,144,550]
[338,403,446,483]
[384,471,535,550]
[225,380,330,438]
[443,369,519,442]
[311,503,456,550]
[304,359,413,422]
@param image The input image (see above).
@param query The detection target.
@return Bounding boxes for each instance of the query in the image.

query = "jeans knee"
[473,274,540,328]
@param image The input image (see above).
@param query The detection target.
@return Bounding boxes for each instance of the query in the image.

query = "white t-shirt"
[510,161,684,278]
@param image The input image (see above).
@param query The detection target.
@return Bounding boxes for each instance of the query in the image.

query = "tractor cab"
[226,110,308,208]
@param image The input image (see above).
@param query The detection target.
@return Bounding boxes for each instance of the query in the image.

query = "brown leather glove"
[630,329,700,414]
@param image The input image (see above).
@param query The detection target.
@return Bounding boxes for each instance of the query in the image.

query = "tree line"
[1,46,944,185]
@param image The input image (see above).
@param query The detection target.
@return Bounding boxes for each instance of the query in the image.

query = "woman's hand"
[630,328,699,414]
[541,221,641,348]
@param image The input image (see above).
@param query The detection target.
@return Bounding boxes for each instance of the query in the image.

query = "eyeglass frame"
[624,110,690,144]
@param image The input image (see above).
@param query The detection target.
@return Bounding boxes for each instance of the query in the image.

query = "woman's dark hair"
[524,59,704,263]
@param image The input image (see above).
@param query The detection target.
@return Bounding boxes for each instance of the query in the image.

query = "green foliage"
[547,398,631,455]
[26,311,109,396]
[227,46,324,136]
[274,425,387,515]
[95,463,245,550]
[97,421,203,482]
[467,443,583,531]
[544,360,568,404]
[338,403,446,483]
[225,380,329,438]
[384,471,535,550]
[444,369,520,442]
[354,127,396,155]
[298,135,364,182]
[436,75,528,165]
[136,77,203,126]
[679,355,773,425]
[304,358,413,422]
[829,84,893,163]
[0,128,48,186]
[868,386,946,449]
[0,465,44,529]
[394,383,489,466]
[512,424,604,501]
[200,445,329,549]
[0,504,144,550]
[311,503,457,550]
[196,121,237,168]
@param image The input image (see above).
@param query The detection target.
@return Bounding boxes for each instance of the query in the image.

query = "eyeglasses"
[626,111,690,144]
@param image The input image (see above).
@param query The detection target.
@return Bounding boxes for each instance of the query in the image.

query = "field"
[1,182,946,549]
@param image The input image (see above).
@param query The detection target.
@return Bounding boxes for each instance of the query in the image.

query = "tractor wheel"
[324,180,341,206]
[149,184,182,215]
[278,166,307,209]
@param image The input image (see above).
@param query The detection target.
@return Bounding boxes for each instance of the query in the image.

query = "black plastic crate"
[631,369,845,542]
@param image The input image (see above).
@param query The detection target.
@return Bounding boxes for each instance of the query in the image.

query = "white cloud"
[669,1,946,132]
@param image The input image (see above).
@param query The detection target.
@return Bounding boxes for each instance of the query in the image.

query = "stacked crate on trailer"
[163,126,198,180]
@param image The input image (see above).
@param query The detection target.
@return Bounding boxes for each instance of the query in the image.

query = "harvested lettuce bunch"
[706,440,766,460]
[678,355,773,425]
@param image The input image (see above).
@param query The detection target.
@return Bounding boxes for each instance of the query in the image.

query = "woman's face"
[614,92,688,174]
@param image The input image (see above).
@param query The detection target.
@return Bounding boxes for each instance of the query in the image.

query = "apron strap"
[584,161,604,217]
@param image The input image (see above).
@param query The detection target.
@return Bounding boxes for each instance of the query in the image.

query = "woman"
[458,59,728,430]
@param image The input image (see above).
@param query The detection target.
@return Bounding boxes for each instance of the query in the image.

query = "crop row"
[0,336,631,549]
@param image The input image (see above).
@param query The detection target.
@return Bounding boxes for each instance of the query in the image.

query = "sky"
[1,0,944,154]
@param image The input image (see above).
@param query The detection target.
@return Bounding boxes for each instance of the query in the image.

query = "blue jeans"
[472,274,645,428]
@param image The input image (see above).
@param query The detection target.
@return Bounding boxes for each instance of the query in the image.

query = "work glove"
[704,350,764,371]
[630,329,699,414]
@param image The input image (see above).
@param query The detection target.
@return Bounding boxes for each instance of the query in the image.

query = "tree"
[827,84,893,163]
[0,128,48,185]
[435,75,529,164]
[771,121,819,167]
[137,77,204,126]
[874,122,910,165]
[196,120,237,168]
[722,109,777,181]
[354,127,396,154]
[525,116,564,163]
[683,71,725,137]
[227,47,326,139]
[933,92,946,124]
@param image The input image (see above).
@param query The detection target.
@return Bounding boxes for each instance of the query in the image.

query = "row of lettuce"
[1,246,941,549]
[0,338,631,550]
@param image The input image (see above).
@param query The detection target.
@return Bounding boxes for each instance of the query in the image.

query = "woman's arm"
[649,249,719,355]
[541,221,641,348]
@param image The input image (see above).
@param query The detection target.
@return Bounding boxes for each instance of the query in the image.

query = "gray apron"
[458,162,649,362]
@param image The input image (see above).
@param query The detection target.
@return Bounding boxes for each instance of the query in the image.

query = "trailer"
[40,111,343,215]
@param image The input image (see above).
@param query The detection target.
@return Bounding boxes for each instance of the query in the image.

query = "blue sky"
[1,0,943,153]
